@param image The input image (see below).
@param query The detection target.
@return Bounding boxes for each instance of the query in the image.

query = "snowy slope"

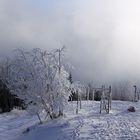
[0,110,39,140]
[1,101,140,140]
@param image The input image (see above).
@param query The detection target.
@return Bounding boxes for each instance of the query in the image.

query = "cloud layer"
[0,0,140,84]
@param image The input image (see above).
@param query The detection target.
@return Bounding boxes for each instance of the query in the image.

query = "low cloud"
[0,0,140,84]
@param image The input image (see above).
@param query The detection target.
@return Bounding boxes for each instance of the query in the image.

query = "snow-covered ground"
[0,110,39,140]
[0,101,140,140]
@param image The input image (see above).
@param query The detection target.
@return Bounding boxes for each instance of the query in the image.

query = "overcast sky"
[0,0,140,84]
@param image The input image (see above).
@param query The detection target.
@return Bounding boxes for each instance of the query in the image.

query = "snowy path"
[1,101,140,140]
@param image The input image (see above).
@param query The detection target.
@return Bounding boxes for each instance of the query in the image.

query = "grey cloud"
[0,0,140,84]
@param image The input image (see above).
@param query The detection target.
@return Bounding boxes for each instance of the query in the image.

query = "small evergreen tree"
[68,72,73,84]
[94,91,101,101]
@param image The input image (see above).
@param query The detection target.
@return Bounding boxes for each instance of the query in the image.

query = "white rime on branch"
[0,48,72,123]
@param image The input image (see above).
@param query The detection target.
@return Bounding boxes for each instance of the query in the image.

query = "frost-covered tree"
[1,48,71,123]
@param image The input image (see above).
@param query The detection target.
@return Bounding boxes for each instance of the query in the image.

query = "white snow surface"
[1,101,140,140]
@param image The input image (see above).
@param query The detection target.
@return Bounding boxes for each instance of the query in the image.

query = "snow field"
[0,101,140,140]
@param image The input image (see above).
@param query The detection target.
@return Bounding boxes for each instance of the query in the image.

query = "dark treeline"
[0,80,25,113]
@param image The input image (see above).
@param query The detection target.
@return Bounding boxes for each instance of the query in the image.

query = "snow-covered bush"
[0,48,72,123]
[128,106,136,112]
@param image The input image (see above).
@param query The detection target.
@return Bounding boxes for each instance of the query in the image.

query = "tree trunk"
[37,113,42,124]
